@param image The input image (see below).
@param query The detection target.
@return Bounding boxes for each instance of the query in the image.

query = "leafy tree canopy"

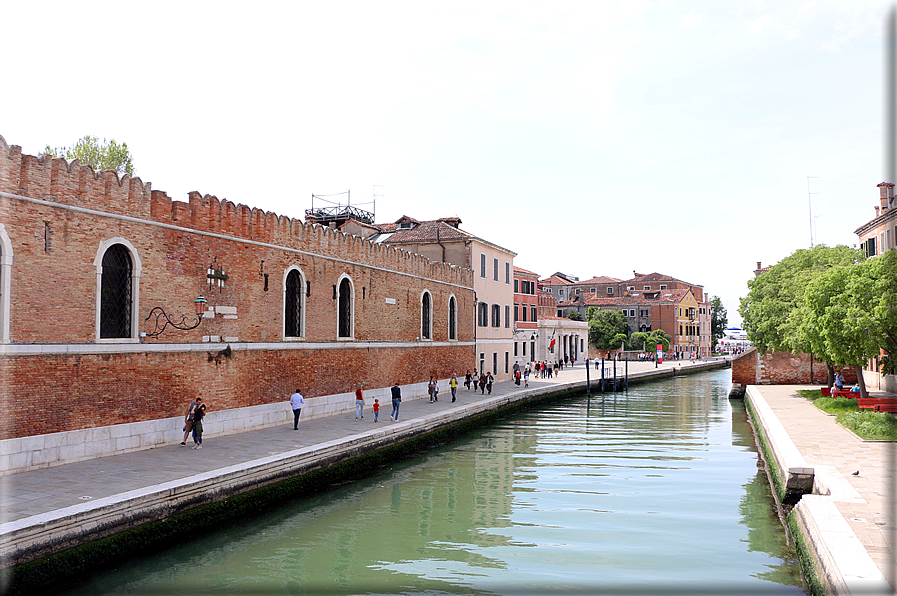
[739,244,861,355]
[587,307,630,350]
[566,311,583,321]
[799,250,897,377]
[42,135,135,175]
[710,295,727,344]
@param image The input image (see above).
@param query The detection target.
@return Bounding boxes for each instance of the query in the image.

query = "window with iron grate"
[100,244,132,338]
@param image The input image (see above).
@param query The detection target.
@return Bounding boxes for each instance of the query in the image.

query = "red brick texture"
[731,348,857,387]
[0,136,476,439]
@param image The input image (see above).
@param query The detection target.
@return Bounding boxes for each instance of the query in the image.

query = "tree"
[739,244,862,385]
[566,311,583,321]
[587,308,630,350]
[710,295,727,345]
[799,250,897,397]
[42,135,135,175]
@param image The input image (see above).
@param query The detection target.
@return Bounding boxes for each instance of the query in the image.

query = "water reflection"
[61,369,803,595]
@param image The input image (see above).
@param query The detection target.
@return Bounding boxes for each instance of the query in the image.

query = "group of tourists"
[463,369,495,394]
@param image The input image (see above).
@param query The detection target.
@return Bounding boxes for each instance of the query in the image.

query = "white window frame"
[283,265,307,340]
[0,223,12,343]
[94,237,142,343]
[420,289,433,341]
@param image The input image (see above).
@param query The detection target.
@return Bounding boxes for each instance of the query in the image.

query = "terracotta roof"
[624,272,702,287]
[380,220,475,244]
[575,275,622,284]
[540,275,573,285]
[514,266,540,277]
[559,289,693,307]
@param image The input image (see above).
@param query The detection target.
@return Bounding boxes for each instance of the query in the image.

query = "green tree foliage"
[566,310,583,321]
[710,295,727,344]
[739,245,862,356]
[42,135,135,175]
[587,308,630,350]
[799,250,897,395]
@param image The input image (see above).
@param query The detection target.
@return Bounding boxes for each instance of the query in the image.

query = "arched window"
[0,223,12,343]
[421,291,432,340]
[448,295,457,340]
[100,244,134,339]
[337,276,353,338]
[284,268,305,338]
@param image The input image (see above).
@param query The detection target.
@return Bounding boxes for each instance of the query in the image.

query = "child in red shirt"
[373,399,380,422]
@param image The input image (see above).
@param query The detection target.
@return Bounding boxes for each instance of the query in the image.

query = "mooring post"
[625,356,629,391]
[586,356,591,396]
[613,358,617,392]
[601,358,605,393]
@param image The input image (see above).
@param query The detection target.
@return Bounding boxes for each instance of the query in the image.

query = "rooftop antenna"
[373,185,384,222]
[807,176,819,247]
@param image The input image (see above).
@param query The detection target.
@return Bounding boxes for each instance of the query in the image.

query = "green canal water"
[62,369,804,594]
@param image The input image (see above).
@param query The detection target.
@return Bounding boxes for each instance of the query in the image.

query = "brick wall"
[0,135,477,439]
[731,347,857,387]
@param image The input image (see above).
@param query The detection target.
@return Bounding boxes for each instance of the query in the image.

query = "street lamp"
[144,296,208,337]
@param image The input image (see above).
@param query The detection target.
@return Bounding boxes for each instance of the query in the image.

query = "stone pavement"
[0,357,707,525]
[751,385,897,594]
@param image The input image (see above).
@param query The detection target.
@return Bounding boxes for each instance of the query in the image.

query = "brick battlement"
[0,134,470,288]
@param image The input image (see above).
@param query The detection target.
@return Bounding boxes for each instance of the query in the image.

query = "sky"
[2,1,893,327]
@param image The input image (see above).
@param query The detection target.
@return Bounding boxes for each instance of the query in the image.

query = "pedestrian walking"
[180,398,197,446]
[486,372,494,394]
[289,389,305,430]
[523,367,529,387]
[355,384,364,420]
[390,382,402,421]
[465,369,472,390]
[373,399,380,422]
[479,373,487,394]
[428,376,436,402]
[191,398,206,449]
[450,372,458,402]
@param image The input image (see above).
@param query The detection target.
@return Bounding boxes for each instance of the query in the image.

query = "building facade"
[0,136,475,469]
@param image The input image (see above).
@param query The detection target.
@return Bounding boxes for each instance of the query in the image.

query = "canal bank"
[0,359,723,592]
[744,385,896,595]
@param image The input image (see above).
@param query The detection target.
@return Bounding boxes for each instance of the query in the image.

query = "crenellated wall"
[0,134,477,443]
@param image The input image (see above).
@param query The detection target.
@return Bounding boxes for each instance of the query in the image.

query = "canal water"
[62,369,804,595]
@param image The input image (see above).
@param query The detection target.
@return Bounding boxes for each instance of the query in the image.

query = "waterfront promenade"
[2,358,894,595]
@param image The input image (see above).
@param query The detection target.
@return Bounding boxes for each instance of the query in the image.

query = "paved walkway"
[0,358,704,524]
[751,385,896,593]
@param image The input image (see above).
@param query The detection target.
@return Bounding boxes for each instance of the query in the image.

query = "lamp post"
[144,296,208,337]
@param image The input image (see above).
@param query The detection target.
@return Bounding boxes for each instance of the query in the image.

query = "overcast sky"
[3,1,892,326]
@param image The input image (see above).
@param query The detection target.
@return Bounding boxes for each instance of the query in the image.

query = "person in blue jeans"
[390,382,402,421]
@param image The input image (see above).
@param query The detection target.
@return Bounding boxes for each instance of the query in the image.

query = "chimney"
[756,261,761,270]
[878,182,894,213]
[875,206,880,218]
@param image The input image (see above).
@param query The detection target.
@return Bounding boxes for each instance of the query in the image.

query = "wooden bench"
[857,397,897,412]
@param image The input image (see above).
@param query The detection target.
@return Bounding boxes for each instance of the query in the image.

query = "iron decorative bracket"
[144,307,203,337]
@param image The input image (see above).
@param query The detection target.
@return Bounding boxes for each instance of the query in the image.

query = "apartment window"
[514,279,519,293]
[505,262,510,284]
[421,291,432,340]
[514,342,518,356]
[522,305,527,322]
[558,289,565,297]
[660,284,667,290]
[557,309,563,317]
[523,342,527,356]
[492,304,500,327]
[622,310,628,317]
[607,287,613,295]
[337,276,354,338]
[284,268,305,338]
[629,309,635,317]
[100,243,134,339]
[493,352,498,375]
[590,288,596,293]
[494,258,499,281]
[531,306,536,321]
[575,288,581,295]
[479,352,485,374]
[448,296,457,340]
[478,303,488,326]
[505,352,509,374]
[627,286,635,291]
[640,309,648,317]
[480,254,486,278]
[514,304,519,321]
[644,286,650,290]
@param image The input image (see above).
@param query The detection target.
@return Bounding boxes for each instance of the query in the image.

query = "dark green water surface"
[64,369,804,595]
